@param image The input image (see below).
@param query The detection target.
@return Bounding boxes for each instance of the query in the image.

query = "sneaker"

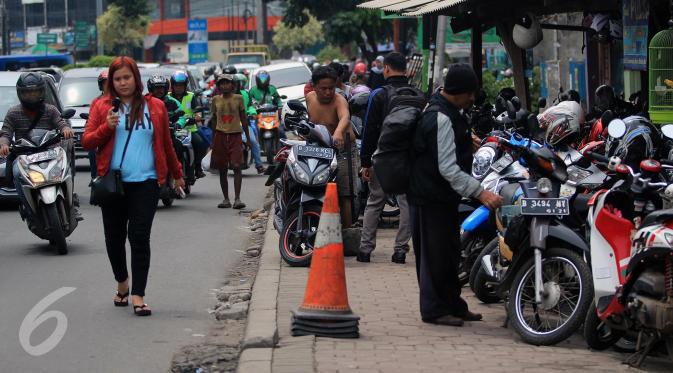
[218,199,232,208]
[256,166,266,174]
[391,252,406,264]
[233,199,246,209]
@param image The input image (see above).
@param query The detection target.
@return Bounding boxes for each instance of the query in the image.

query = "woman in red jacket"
[82,56,184,316]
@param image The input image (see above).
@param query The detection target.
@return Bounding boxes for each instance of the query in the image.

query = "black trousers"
[410,201,468,320]
[101,179,159,297]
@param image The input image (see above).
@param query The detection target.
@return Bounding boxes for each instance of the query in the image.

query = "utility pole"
[433,15,447,90]
[255,0,265,44]
[96,0,103,55]
[43,0,47,30]
[1,0,7,55]
[64,0,68,28]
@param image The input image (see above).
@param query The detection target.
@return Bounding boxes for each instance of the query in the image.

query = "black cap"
[443,63,478,95]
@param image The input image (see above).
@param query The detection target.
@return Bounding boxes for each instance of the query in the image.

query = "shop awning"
[381,0,437,12]
[357,0,408,9]
[403,0,467,16]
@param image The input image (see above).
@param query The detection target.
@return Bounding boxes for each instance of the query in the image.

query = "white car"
[248,62,311,103]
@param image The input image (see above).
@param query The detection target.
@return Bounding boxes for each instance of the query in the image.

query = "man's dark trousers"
[410,201,468,320]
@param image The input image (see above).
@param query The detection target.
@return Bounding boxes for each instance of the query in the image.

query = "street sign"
[37,33,57,44]
[188,19,208,64]
[75,21,90,50]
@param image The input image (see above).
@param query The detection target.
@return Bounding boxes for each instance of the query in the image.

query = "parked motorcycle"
[266,100,337,267]
[10,123,78,255]
[583,121,673,365]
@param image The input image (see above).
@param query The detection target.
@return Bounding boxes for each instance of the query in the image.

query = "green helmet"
[234,73,248,90]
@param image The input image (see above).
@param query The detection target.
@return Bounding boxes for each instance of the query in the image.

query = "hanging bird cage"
[649,20,673,124]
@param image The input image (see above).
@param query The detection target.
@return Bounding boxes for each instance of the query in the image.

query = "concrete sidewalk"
[242,225,672,373]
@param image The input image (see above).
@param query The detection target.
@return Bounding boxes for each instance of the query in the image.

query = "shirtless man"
[305,66,358,228]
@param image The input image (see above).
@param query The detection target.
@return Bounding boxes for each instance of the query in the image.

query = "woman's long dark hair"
[107,56,145,127]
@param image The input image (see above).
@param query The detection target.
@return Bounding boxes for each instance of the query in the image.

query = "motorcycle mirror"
[661,124,673,140]
[607,118,627,139]
[61,108,76,119]
[286,99,306,113]
[280,95,288,100]
[79,113,89,120]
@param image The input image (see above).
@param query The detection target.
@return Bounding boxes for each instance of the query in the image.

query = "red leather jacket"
[81,95,183,185]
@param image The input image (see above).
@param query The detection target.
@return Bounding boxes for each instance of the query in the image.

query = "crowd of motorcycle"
[426,85,673,365]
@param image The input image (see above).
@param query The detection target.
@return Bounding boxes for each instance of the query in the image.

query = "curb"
[237,211,280,372]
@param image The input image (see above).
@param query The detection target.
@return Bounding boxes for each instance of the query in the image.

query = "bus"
[0,54,73,71]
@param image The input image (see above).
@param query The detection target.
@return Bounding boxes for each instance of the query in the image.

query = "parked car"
[248,62,311,103]
[58,67,107,159]
[0,71,73,203]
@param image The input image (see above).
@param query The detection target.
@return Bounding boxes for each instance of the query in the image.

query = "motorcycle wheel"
[507,247,593,346]
[459,231,486,286]
[381,195,400,218]
[583,302,624,350]
[470,239,502,304]
[46,203,67,255]
[279,205,322,267]
[162,197,174,207]
[264,138,275,165]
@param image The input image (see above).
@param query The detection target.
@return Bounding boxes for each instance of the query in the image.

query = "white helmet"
[513,13,543,49]
[538,101,585,146]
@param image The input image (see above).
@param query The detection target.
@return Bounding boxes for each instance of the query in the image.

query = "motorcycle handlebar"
[584,151,609,164]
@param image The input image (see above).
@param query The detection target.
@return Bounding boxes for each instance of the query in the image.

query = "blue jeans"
[243,122,263,168]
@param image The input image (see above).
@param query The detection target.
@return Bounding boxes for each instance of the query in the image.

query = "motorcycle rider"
[169,70,207,179]
[234,73,265,174]
[0,72,77,218]
[249,70,283,128]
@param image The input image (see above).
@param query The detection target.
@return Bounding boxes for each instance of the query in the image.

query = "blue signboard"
[10,31,25,49]
[623,0,649,71]
[188,19,208,64]
[568,61,587,105]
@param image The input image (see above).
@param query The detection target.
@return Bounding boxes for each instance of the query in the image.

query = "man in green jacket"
[248,69,284,139]
[235,73,265,173]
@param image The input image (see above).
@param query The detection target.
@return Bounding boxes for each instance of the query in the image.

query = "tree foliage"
[109,0,151,19]
[97,4,150,56]
[272,11,323,53]
[280,0,390,60]
[316,45,346,63]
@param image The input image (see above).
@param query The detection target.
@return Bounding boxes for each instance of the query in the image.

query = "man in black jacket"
[408,64,501,326]
[358,52,412,264]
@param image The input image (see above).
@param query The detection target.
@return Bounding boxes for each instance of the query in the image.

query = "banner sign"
[623,0,649,71]
[188,19,208,64]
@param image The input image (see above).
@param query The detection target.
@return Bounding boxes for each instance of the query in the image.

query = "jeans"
[359,169,411,255]
[101,179,160,297]
[243,123,263,168]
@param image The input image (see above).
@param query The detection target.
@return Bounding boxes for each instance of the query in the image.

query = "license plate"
[296,145,334,160]
[491,154,513,173]
[26,149,58,163]
[520,198,569,216]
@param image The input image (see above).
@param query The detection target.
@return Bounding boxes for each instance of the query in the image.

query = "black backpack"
[371,85,427,194]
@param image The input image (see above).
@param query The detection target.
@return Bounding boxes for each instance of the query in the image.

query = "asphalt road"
[0,160,268,372]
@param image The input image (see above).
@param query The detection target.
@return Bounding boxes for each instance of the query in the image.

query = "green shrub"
[316,45,346,63]
[86,55,116,68]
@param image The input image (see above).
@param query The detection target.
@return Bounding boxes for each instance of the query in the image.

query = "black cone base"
[291,309,360,339]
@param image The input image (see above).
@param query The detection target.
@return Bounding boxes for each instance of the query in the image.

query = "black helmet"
[595,85,616,112]
[348,92,370,117]
[16,72,46,111]
[255,70,270,90]
[559,89,581,104]
[606,116,661,169]
[147,75,169,99]
[223,65,237,75]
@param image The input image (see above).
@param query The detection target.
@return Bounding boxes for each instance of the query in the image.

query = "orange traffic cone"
[291,183,360,338]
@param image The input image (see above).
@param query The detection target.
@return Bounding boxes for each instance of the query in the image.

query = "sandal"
[218,200,232,208]
[114,291,129,307]
[233,200,246,209]
[133,304,152,316]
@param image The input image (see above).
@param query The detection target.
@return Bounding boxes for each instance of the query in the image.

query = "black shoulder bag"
[90,119,135,206]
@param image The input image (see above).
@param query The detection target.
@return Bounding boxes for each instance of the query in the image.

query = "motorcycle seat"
[640,209,673,228]
[280,139,306,147]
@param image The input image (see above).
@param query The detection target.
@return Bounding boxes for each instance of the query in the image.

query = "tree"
[272,11,323,53]
[97,3,150,56]
[280,0,390,61]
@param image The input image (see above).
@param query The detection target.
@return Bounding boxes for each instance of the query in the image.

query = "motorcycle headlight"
[537,177,553,195]
[291,162,310,185]
[28,170,45,184]
[313,167,331,185]
[263,130,274,138]
[472,147,496,179]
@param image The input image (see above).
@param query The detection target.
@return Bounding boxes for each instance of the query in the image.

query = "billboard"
[188,19,208,64]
